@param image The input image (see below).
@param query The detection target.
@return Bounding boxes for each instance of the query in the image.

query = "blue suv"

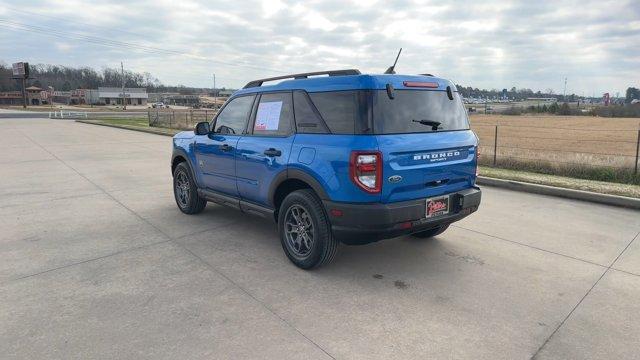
[171,69,481,269]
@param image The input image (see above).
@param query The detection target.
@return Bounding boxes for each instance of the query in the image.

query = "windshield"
[372,90,469,134]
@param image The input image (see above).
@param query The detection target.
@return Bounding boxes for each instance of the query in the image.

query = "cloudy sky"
[0,0,638,95]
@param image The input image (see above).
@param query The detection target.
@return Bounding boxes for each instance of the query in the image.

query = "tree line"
[0,62,208,94]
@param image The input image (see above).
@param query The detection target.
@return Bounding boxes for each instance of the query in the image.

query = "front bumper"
[323,187,481,244]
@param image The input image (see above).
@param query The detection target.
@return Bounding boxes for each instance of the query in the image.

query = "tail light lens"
[350,151,382,193]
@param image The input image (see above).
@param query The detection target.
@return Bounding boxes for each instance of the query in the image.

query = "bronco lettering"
[413,150,461,161]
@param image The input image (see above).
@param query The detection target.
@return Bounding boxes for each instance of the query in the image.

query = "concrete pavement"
[1,118,639,359]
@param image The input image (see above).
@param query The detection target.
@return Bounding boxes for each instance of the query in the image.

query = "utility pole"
[213,73,217,109]
[563,77,567,102]
[48,86,54,110]
[21,77,27,109]
[121,61,126,110]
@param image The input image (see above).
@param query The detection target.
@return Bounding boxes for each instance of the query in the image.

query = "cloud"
[0,0,638,95]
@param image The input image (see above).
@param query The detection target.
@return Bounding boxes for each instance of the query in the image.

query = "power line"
[3,6,144,38]
[0,18,290,75]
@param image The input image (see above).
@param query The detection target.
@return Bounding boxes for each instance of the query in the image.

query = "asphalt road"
[1,118,639,360]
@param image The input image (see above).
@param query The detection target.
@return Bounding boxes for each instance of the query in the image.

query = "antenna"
[384,48,402,74]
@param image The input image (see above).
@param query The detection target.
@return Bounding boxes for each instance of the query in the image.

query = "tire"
[278,189,338,269]
[411,224,450,239]
[173,162,206,214]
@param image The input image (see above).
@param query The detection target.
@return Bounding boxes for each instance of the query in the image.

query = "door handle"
[263,148,282,157]
[220,144,232,152]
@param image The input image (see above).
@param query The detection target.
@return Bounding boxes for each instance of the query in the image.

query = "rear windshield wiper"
[412,119,441,131]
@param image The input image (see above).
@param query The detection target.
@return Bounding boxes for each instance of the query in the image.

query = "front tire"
[278,189,338,269]
[411,224,450,239]
[173,162,206,214]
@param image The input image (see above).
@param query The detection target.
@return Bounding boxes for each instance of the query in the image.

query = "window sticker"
[254,101,283,131]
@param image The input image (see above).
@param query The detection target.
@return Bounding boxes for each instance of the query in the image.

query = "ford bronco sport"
[171,69,481,269]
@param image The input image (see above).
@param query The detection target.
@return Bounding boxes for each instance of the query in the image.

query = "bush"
[558,103,571,115]
[502,106,522,115]
[590,104,640,117]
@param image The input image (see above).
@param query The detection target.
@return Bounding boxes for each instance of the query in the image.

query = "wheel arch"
[269,168,329,221]
[171,148,199,186]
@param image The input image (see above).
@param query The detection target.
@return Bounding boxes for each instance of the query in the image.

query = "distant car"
[171,69,481,269]
[151,102,169,109]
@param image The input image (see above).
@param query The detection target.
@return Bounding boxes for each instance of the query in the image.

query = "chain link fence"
[472,123,640,182]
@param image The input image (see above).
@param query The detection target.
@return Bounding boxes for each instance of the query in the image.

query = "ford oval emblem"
[388,175,402,183]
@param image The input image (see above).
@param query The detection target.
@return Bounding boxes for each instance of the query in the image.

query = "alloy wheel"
[175,171,190,208]
[284,204,315,257]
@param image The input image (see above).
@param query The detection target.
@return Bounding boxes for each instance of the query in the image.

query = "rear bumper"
[323,187,481,244]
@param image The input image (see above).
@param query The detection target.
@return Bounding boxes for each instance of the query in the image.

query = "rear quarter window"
[293,91,329,134]
[308,91,370,134]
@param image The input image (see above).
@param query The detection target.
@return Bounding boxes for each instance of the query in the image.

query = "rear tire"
[278,189,338,269]
[173,162,206,214]
[411,224,450,239]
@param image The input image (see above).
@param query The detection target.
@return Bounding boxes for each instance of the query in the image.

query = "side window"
[251,92,293,136]
[293,91,329,134]
[213,95,255,134]
[308,91,369,134]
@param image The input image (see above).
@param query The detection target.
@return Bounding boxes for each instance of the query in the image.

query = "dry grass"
[470,114,640,184]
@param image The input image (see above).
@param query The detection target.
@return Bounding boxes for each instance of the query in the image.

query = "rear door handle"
[263,148,282,157]
[220,144,232,152]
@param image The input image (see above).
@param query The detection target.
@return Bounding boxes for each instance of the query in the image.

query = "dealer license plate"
[426,195,450,218]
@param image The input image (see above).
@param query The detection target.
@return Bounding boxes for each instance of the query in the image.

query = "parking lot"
[1,118,639,359]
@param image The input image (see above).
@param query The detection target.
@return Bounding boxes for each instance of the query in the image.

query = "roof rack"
[243,69,361,88]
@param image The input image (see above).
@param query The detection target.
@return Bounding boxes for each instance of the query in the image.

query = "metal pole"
[121,62,126,110]
[493,125,498,166]
[635,129,640,175]
[213,74,216,109]
[21,78,27,109]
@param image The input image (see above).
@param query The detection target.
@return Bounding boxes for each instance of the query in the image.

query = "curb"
[477,176,640,210]
[76,120,177,137]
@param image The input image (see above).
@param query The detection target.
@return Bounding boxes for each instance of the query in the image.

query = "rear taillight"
[350,151,382,193]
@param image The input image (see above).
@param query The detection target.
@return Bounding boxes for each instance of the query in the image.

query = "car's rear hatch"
[377,132,477,203]
[372,87,478,203]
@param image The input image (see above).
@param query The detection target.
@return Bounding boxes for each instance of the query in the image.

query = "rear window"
[307,91,370,134]
[372,90,469,134]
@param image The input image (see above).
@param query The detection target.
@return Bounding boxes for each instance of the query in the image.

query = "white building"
[98,87,148,106]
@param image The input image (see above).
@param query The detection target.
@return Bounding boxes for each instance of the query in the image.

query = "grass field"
[80,117,180,136]
[470,114,640,184]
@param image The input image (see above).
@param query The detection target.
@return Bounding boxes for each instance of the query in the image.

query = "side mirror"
[194,122,210,135]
